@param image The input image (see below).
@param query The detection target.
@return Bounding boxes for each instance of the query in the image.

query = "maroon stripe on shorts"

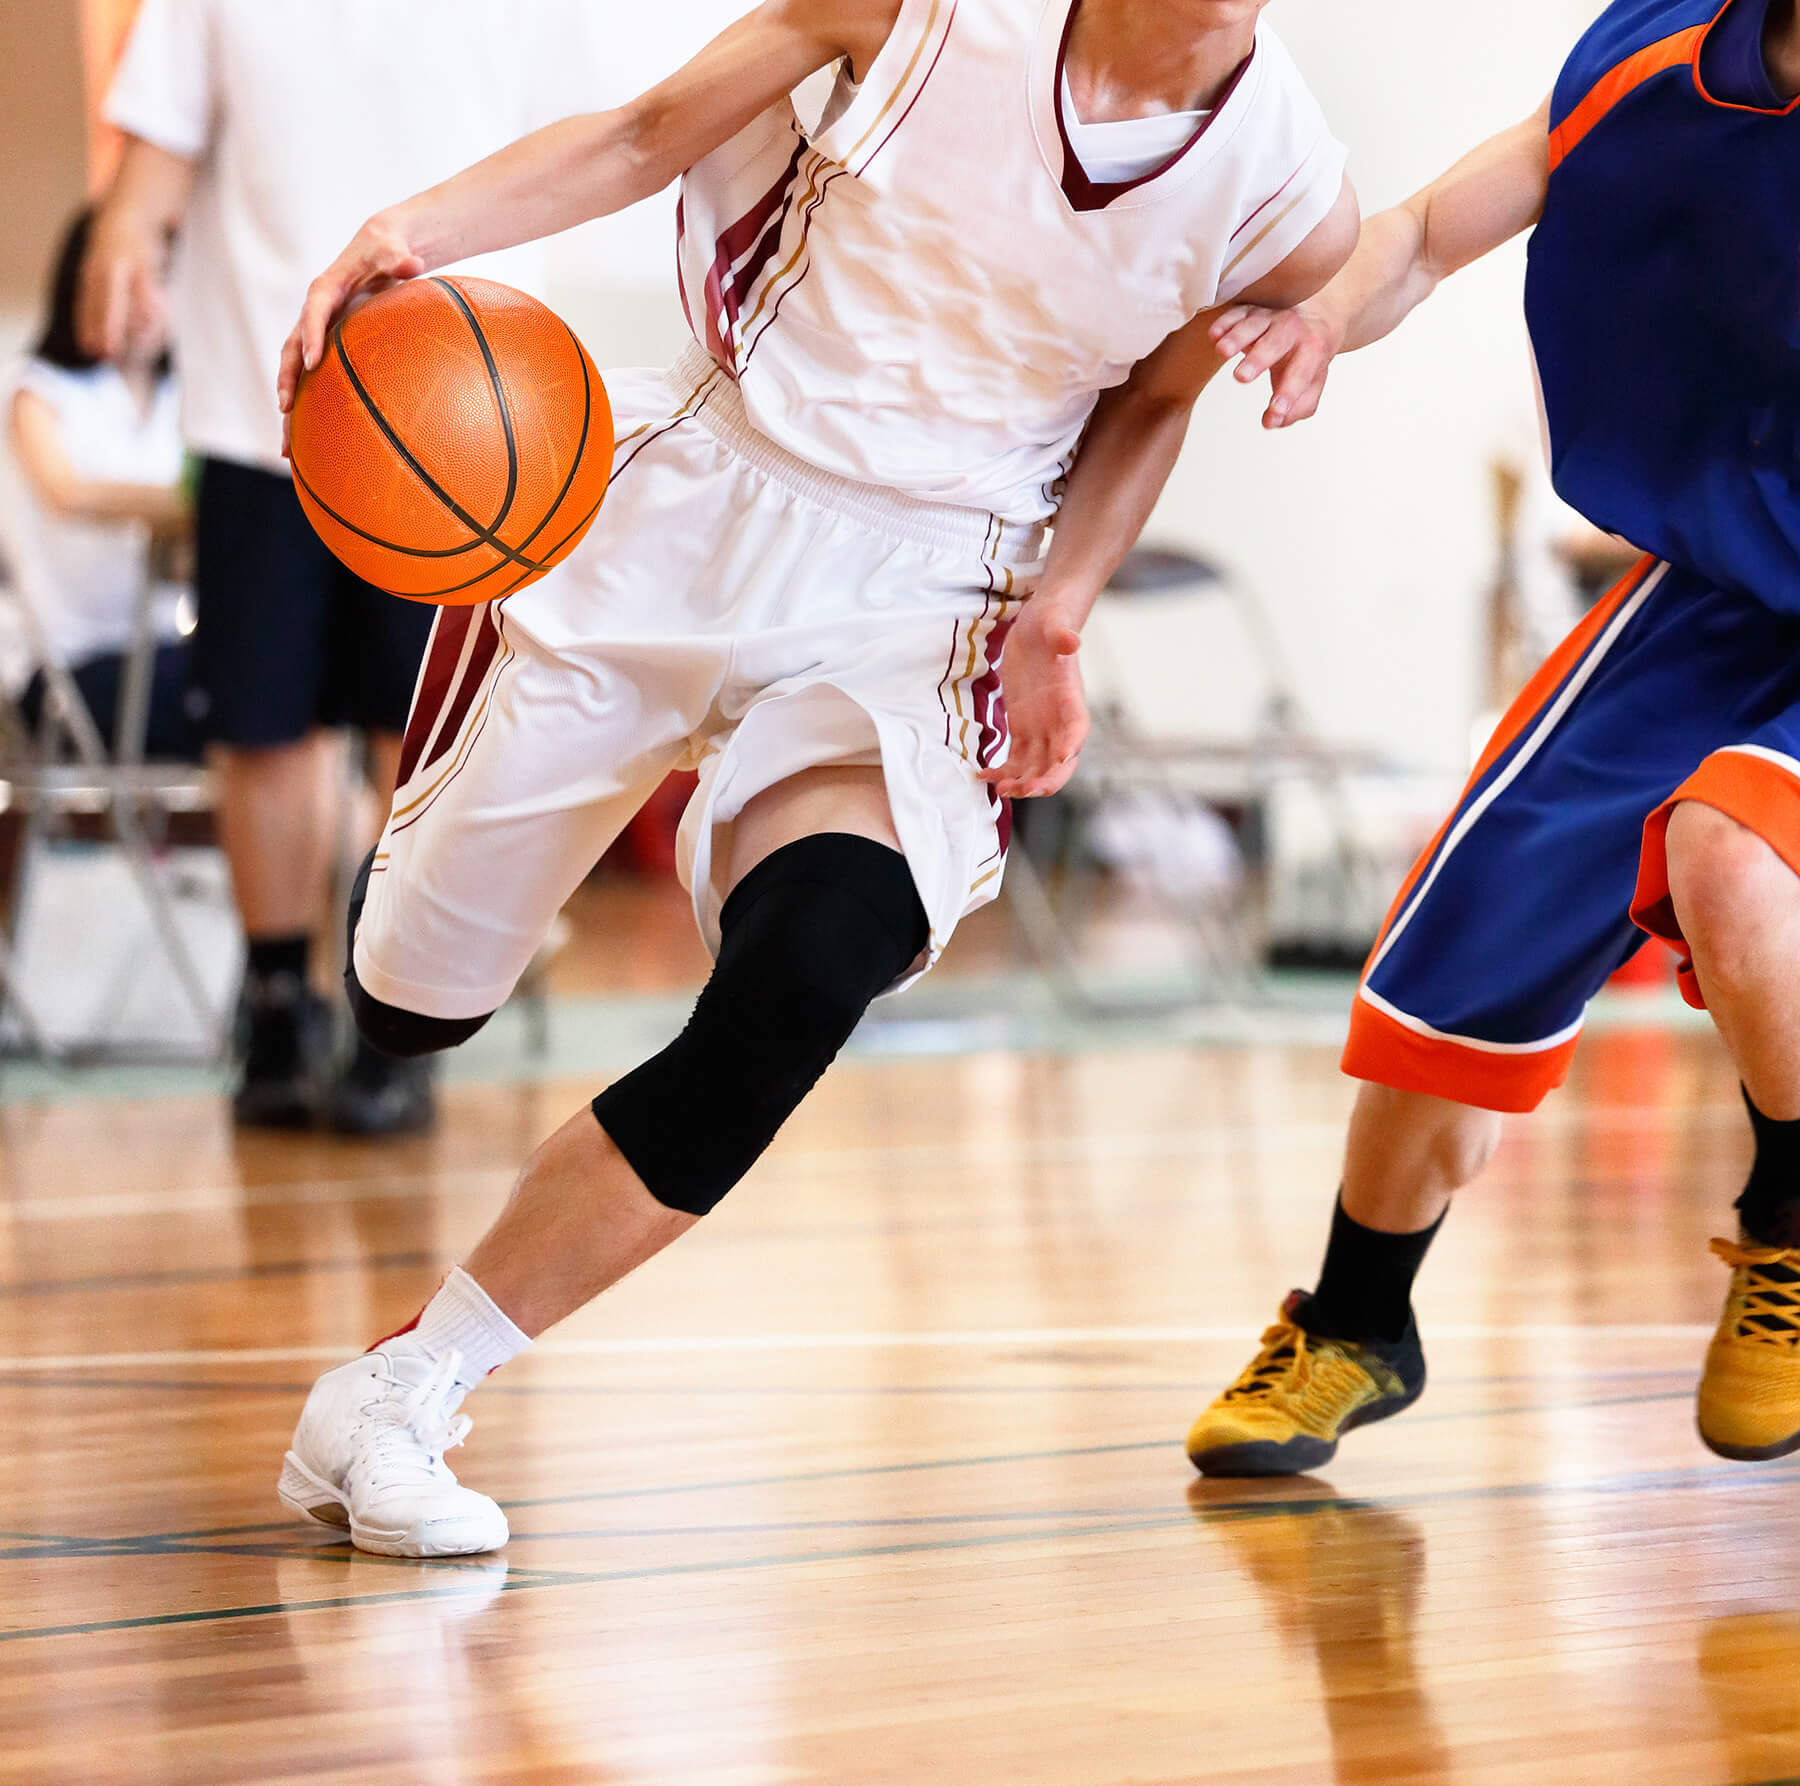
[419,604,503,777]
[397,605,475,788]
[972,613,1017,861]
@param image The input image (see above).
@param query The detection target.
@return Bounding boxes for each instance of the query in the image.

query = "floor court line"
[0,1323,1718,1372]
[9,1456,1800,1647]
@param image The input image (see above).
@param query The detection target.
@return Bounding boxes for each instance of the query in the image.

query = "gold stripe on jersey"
[734,150,836,351]
[843,0,951,171]
[1219,183,1316,288]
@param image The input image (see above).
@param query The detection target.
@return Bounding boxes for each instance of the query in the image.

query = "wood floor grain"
[1,1027,1794,1785]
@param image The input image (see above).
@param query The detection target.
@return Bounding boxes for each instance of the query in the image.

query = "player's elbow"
[605,98,689,197]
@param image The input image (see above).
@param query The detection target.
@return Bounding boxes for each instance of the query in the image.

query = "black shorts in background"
[191,455,435,748]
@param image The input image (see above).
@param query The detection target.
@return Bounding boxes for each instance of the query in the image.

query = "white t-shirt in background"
[3,360,185,676]
[105,0,567,474]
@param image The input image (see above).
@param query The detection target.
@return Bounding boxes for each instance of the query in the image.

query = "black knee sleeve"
[592,832,929,1216]
[343,847,495,1059]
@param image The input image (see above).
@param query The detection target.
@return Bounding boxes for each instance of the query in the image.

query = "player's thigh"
[190,457,334,748]
[358,628,708,1022]
[1360,562,1800,1091]
[686,605,1016,982]
[725,764,902,892]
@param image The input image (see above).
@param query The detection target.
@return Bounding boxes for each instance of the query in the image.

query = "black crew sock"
[246,933,311,990]
[1304,1192,1446,1344]
[1735,1086,1800,1248]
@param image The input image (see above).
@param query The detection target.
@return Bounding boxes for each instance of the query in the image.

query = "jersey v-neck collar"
[1031,0,1258,214]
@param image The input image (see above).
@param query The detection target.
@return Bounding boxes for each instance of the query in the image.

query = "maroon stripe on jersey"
[419,604,502,778]
[705,138,806,361]
[738,168,850,369]
[397,605,475,788]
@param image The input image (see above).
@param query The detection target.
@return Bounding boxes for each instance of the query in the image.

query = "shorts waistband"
[668,343,1047,569]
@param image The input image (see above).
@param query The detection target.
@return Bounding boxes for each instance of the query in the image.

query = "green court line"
[5,1449,1800,1643]
[0,1513,1194,1644]
[0,1387,1733,1561]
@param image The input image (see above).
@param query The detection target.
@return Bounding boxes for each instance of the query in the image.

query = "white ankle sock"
[398,1267,531,1384]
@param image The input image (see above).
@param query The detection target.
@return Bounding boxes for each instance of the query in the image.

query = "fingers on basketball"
[286,277,614,607]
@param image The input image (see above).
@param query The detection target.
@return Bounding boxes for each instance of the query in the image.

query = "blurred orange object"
[1609,941,1675,988]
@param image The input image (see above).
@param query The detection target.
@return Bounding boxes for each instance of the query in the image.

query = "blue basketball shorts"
[1345,556,1800,1112]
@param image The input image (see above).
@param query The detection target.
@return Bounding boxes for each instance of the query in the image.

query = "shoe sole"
[276,1452,508,1558]
[1188,1375,1428,1479]
[1696,1421,1800,1463]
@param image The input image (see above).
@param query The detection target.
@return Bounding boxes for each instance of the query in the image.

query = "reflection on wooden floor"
[3,1026,1800,1783]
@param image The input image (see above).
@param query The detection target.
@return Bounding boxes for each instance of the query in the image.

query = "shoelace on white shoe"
[356,1349,473,1491]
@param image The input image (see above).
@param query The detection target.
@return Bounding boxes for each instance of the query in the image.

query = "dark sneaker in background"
[232,971,332,1130]
[327,1036,438,1138]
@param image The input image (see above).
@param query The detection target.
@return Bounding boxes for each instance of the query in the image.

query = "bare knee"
[1666,800,1796,990]
[1354,1083,1502,1199]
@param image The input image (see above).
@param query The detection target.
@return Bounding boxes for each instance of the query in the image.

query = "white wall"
[1154,0,1603,771]
[536,3,1611,770]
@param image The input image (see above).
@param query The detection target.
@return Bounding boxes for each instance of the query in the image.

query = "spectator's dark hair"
[33,208,172,378]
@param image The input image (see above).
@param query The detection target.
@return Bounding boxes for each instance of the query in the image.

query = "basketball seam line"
[504,318,594,564]
[289,459,500,562]
[329,318,548,577]
[429,277,520,538]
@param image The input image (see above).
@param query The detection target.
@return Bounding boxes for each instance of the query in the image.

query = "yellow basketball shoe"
[1187,1291,1427,1478]
[1697,1237,1800,1461]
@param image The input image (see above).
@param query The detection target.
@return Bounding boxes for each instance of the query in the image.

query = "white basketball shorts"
[354,344,1047,1022]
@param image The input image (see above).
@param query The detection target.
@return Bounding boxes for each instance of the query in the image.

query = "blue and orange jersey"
[1525,0,1800,610]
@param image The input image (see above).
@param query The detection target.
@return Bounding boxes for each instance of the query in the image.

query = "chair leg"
[110,794,227,1058]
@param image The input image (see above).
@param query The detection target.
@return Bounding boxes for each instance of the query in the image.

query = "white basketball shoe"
[277,1344,509,1557]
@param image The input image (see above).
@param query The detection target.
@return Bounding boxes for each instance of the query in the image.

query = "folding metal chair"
[1003,545,1388,1012]
[0,370,226,1060]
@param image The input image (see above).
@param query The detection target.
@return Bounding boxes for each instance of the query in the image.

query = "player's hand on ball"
[277,212,427,425]
[982,607,1087,800]
[1209,302,1341,429]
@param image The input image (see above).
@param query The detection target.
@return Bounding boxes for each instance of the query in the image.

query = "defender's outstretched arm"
[278,0,899,409]
[989,177,1361,799]
[1211,95,1552,429]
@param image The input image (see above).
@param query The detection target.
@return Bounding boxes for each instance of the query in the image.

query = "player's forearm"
[382,3,856,270]
[1320,204,1438,353]
[381,112,669,273]
[1328,106,1552,355]
[95,137,195,244]
[1033,389,1197,632]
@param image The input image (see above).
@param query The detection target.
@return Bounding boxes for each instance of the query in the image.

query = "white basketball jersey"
[676,0,1346,524]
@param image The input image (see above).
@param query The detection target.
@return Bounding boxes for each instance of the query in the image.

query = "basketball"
[287,277,613,606]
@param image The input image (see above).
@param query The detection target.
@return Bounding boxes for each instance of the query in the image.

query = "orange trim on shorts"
[1362,556,1658,970]
[1632,746,1800,1010]
[1548,26,1710,171]
[1342,995,1581,1116]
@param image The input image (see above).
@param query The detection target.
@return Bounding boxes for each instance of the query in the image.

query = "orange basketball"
[288,277,613,606]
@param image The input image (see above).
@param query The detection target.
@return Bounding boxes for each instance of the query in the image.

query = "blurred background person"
[77,0,555,1134]
[4,206,193,761]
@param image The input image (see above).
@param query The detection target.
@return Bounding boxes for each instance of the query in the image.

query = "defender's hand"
[1209,302,1342,429]
[981,606,1088,800]
[277,214,426,424]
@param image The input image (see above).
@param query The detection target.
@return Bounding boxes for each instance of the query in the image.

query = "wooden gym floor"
[2,1009,1799,1784]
